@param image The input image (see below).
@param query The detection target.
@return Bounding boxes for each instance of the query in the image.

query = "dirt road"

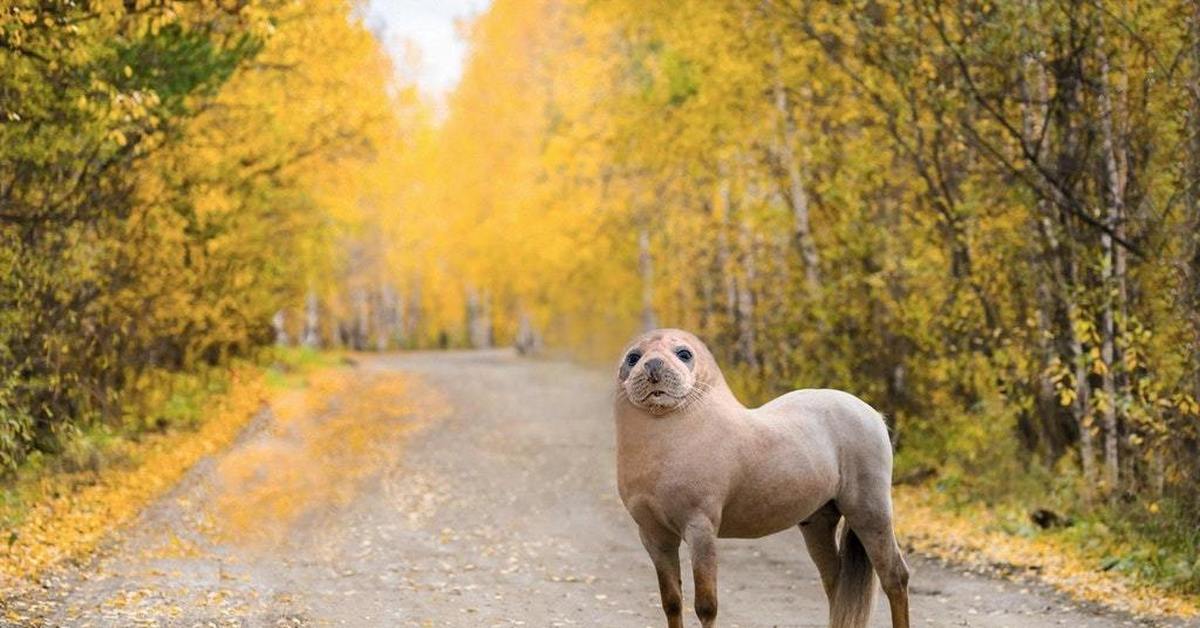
[7,350,1180,626]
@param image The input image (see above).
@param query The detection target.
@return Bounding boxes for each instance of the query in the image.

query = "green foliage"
[264,346,344,390]
[110,25,262,116]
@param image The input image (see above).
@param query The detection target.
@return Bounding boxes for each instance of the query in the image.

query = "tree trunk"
[302,288,321,348]
[272,310,289,346]
[1036,213,1096,490]
[1021,42,1074,466]
[714,175,737,331]
[1097,39,1125,496]
[1186,0,1200,405]
[1021,28,1096,489]
[638,227,657,331]
[515,308,542,355]
[736,222,759,369]
[1068,296,1097,492]
[376,282,397,351]
[771,45,821,292]
[466,287,493,349]
[395,289,408,348]
[353,286,370,351]
[698,235,717,341]
[405,280,423,347]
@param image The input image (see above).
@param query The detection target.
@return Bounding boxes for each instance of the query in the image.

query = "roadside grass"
[894,472,1200,618]
[0,347,344,589]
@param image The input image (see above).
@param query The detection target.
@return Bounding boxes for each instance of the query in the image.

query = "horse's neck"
[615,393,746,456]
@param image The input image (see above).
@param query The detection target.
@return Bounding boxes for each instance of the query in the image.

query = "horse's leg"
[799,500,842,603]
[842,501,910,628]
[685,518,719,628]
[639,526,684,628]
[856,523,909,628]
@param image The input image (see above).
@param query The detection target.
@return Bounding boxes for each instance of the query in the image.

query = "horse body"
[615,329,910,628]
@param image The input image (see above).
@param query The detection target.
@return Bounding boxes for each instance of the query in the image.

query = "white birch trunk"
[736,223,759,369]
[638,227,657,332]
[466,288,493,349]
[272,310,289,346]
[1097,40,1125,496]
[771,46,821,292]
[715,176,737,329]
[302,289,321,349]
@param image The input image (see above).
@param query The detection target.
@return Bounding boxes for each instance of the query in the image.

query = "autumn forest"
[2,0,1200,611]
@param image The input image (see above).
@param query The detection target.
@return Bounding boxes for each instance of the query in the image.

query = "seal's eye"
[675,348,693,362]
[625,352,641,366]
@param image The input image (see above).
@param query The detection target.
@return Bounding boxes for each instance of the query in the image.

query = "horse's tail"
[830,523,875,628]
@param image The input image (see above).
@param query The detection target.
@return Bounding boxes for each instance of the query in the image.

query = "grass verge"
[0,347,343,591]
[894,484,1199,619]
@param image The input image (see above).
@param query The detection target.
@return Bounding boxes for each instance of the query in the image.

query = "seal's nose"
[644,357,665,383]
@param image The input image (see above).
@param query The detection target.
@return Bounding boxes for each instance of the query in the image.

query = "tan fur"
[614,329,910,628]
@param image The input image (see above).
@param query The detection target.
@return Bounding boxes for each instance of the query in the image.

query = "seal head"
[616,328,720,416]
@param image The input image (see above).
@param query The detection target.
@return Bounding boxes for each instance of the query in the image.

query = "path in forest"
[7,350,1185,627]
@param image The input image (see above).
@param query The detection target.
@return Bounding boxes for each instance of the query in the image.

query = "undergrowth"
[0,347,340,564]
[894,429,1200,614]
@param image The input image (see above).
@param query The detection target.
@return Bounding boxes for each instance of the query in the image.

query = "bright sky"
[364,0,492,97]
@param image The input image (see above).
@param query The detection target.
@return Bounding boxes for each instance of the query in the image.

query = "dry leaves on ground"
[894,486,1199,619]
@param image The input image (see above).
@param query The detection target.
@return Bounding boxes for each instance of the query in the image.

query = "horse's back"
[759,389,889,447]
[757,389,894,496]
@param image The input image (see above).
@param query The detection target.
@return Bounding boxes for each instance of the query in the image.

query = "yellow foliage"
[379,0,1200,606]
[209,368,448,545]
[0,367,267,588]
